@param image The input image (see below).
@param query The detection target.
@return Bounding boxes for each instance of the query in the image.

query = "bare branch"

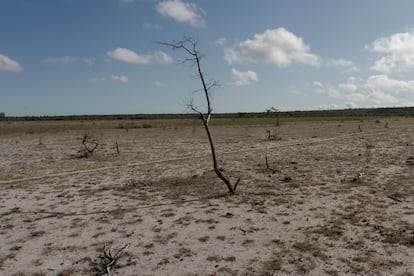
[95,243,130,276]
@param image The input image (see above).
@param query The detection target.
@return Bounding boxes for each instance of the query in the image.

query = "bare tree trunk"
[201,116,235,194]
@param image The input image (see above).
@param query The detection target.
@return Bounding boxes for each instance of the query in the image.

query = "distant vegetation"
[1,106,414,122]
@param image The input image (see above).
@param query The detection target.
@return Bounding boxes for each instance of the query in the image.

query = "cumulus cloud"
[224,28,320,67]
[107,48,152,64]
[156,0,206,27]
[365,74,414,91]
[152,51,174,64]
[112,75,129,83]
[230,68,258,86]
[106,48,173,65]
[88,77,106,84]
[314,74,414,106]
[0,54,23,72]
[338,76,360,92]
[368,31,414,74]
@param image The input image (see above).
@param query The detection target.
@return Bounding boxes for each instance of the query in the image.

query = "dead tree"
[266,106,280,127]
[158,38,240,194]
[78,133,99,158]
[115,140,120,154]
[82,133,99,154]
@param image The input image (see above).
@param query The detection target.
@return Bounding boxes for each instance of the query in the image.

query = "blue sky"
[2,0,414,116]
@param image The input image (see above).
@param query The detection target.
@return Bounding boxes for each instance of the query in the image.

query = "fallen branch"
[95,243,130,276]
[387,195,403,203]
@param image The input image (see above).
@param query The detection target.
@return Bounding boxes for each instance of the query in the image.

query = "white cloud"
[230,68,258,86]
[156,0,206,27]
[107,48,152,64]
[214,37,226,46]
[0,54,23,73]
[365,74,414,91]
[224,28,320,67]
[106,48,173,65]
[42,56,78,64]
[329,59,353,67]
[369,31,414,74]
[326,58,359,72]
[112,75,129,83]
[152,51,174,64]
[338,76,360,92]
[83,58,95,65]
[314,74,414,106]
[324,58,361,73]
[42,56,94,65]
[313,81,325,93]
[88,77,106,84]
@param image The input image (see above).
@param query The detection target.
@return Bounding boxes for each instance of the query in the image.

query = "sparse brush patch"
[174,247,195,259]
[293,241,315,252]
[206,255,236,262]
[224,256,236,262]
[365,142,375,149]
[242,239,255,246]
[206,255,221,262]
[309,222,345,239]
[9,245,22,251]
[377,226,414,246]
[153,232,177,245]
[262,259,283,273]
[0,253,16,269]
[174,215,193,226]
[30,230,46,238]
[198,236,210,242]
[32,258,43,266]
[266,129,282,141]
[0,207,21,218]
[345,240,365,250]
[57,268,75,276]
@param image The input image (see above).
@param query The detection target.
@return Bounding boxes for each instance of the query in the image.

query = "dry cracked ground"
[0,117,414,275]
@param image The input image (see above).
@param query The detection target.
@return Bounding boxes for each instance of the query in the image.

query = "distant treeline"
[2,106,414,121]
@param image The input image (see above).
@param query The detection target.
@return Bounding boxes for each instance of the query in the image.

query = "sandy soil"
[0,117,414,275]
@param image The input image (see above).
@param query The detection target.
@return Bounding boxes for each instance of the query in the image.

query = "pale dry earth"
[0,117,414,275]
